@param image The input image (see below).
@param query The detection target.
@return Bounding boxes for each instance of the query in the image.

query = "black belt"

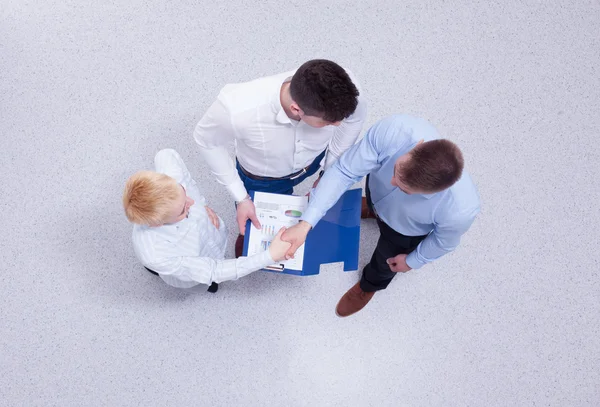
[237,161,310,181]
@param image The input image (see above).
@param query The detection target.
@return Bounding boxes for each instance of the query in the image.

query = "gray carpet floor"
[1,1,599,406]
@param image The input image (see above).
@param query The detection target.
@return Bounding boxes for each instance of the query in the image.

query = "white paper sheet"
[247,192,308,271]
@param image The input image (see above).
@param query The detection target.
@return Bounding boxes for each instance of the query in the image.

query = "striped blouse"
[131,149,273,289]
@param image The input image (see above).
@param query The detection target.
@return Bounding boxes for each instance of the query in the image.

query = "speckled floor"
[1,1,599,406]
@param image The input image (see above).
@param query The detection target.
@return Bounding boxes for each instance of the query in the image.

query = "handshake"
[237,195,313,262]
[265,221,313,262]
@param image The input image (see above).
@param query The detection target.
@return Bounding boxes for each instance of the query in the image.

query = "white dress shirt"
[131,149,274,288]
[194,69,367,202]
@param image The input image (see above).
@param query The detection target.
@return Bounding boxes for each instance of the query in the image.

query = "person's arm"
[323,93,367,169]
[194,98,261,233]
[405,208,479,269]
[302,119,386,228]
[282,120,387,257]
[193,97,247,202]
[147,227,291,284]
[148,251,274,285]
[154,148,206,207]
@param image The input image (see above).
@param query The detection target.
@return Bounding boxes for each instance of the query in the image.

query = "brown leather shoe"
[235,234,244,258]
[335,282,375,317]
[361,197,376,219]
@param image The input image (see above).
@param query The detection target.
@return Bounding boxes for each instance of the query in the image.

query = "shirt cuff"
[228,180,248,202]
[195,196,206,208]
[251,248,275,270]
[405,252,426,270]
[263,248,275,265]
[323,155,336,170]
[232,247,275,281]
[300,206,321,228]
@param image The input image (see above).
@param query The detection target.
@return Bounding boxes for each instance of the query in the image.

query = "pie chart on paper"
[285,210,302,218]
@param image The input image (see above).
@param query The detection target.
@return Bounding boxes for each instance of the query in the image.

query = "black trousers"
[360,178,428,292]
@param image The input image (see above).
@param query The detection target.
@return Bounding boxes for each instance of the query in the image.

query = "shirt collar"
[276,107,291,124]
[396,189,436,199]
[152,216,193,238]
[273,76,295,125]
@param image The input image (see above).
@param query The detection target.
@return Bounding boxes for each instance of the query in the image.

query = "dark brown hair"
[290,59,359,122]
[396,139,464,192]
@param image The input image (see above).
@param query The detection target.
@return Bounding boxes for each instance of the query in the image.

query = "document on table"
[246,192,307,271]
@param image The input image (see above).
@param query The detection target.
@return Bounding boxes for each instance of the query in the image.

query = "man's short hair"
[397,139,464,193]
[123,171,180,225]
[290,59,359,122]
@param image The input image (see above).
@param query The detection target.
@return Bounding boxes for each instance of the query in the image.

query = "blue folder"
[242,188,362,276]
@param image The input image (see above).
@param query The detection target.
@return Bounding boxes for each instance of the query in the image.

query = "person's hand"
[269,227,292,262]
[205,206,220,229]
[387,254,412,273]
[236,198,261,235]
[281,221,312,259]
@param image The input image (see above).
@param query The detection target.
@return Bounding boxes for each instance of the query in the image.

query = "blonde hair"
[123,171,180,225]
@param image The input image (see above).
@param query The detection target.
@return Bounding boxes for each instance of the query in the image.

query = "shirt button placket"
[294,128,302,169]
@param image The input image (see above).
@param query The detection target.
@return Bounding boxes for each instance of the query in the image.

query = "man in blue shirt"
[282,115,480,317]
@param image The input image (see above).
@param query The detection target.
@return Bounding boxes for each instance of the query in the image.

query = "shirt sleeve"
[154,148,206,207]
[405,207,479,269]
[147,250,274,285]
[193,96,248,202]
[324,93,367,169]
[301,120,384,227]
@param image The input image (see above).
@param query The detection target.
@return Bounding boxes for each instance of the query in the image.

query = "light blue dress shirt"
[302,115,480,269]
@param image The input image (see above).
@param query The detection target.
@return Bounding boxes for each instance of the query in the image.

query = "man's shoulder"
[379,115,439,138]
[369,115,440,154]
[217,70,293,113]
[441,171,481,220]
[131,225,158,263]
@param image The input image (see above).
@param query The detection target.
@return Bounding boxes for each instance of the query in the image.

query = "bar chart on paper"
[260,239,271,251]
[246,192,308,271]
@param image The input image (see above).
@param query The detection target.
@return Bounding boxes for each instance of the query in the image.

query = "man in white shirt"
[194,59,367,256]
[123,149,291,292]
